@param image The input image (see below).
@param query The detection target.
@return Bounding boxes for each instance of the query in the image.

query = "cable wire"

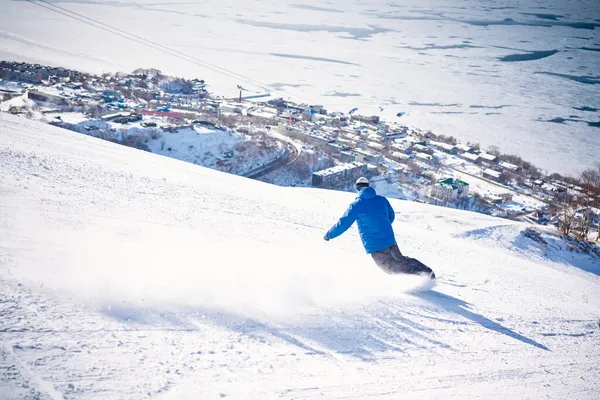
[23,0,315,104]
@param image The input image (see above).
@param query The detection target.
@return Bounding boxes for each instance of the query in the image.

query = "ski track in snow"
[1,112,600,398]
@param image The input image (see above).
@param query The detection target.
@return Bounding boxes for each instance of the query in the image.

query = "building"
[414,152,435,165]
[390,152,411,163]
[391,143,411,153]
[431,141,458,154]
[328,142,345,154]
[383,131,407,141]
[302,108,318,122]
[499,161,521,173]
[483,168,505,183]
[367,141,385,152]
[219,102,244,114]
[352,114,380,125]
[479,152,498,164]
[340,151,356,163]
[412,143,433,155]
[455,144,472,153]
[431,178,470,201]
[460,152,481,164]
[500,193,513,202]
[336,137,355,148]
[354,149,383,164]
[309,105,327,115]
[249,106,278,119]
[27,90,68,105]
[312,162,367,188]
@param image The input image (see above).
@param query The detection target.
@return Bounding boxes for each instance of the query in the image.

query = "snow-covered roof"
[461,152,480,161]
[499,161,519,171]
[436,142,456,151]
[479,152,497,162]
[415,152,433,161]
[483,168,502,178]
[391,152,411,160]
[367,141,385,150]
[313,161,365,177]
[412,143,429,152]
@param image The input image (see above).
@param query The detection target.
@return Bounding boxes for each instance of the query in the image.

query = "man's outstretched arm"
[386,199,396,224]
[324,202,358,240]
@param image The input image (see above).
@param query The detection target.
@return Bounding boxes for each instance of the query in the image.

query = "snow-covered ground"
[2,112,600,399]
[0,94,37,113]
[1,0,599,175]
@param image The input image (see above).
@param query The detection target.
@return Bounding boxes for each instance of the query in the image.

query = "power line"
[29,0,272,93]
[23,0,314,104]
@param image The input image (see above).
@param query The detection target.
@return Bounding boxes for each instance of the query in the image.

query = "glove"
[323,234,329,241]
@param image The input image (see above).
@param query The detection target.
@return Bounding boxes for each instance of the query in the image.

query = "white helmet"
[355,177,369,190]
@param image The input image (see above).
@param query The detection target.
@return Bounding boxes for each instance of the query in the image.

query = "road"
[244,131,301,179]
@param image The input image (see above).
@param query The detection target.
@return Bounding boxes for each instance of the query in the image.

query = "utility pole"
[237,84,248,103]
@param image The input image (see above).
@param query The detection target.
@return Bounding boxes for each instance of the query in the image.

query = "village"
[1,60,599,243]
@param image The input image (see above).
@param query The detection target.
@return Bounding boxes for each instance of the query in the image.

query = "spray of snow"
[12,217,433,322]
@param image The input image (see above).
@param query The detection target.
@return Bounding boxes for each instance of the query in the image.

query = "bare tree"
[579,164,600,198]
[574,197,594,240]
[560,204,578,236]
[487,145,501,156]
[558,189,578,236]
[576,165,600,241]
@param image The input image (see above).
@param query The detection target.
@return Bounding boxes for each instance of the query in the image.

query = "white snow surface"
[1,112,599,399]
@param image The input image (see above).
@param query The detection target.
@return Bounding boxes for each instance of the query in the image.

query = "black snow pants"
[371,244,435,278]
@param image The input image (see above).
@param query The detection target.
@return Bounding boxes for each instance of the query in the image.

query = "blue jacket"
[325,187,396,254]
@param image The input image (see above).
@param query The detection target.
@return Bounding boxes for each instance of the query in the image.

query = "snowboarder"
[323,177,435,279]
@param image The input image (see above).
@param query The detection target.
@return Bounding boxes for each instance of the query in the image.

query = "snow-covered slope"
[1,112,599,399]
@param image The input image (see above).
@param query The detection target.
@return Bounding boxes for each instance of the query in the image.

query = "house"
[309,105,327,115]
[328,142,345,154]
[27,90,67,105]
[391,143,411,154]
[340,151,356,163]
[219,102,244,114]
[431,178,470,201]
[352,114,380,125]
[432,141,458,154]
[367,134,383,142]
[486,195,504,205]
[249,106,278,119]
[479,152,498,164]
[101,111,137,122]
[383,131,407,141]
[412,143,433,155]
[302,108,318,122]
[390,152,411,163]
[306,133,330,146]
[354,149,383,164]
[367,141,385,152]
[455,144,472,153]
[460,152,481,164]
[414,152,434,165]
[499,193,513,202]
[312,162,367,188]
[483,168,505,183]
[499,161,521,173]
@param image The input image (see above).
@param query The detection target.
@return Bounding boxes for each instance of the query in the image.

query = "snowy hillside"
[1,112,599,399]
